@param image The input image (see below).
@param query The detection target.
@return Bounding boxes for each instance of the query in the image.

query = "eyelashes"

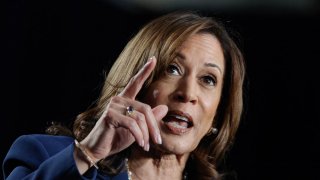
[165,63,217,87]
[166,64,180,76]
[201,75,217,86]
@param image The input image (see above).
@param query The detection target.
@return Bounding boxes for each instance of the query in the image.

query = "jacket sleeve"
[2,135,99,180]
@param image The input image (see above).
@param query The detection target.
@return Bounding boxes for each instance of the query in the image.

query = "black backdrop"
[2,0,320,179]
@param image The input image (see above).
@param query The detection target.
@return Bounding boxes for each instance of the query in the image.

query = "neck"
[127,144,190,180]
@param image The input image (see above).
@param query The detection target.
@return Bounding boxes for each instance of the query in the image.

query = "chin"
[154,134,198,155]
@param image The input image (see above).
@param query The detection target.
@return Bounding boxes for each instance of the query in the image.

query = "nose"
[172,77,198,104]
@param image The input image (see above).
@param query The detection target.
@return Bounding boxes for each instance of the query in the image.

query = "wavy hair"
[47,11,245,180]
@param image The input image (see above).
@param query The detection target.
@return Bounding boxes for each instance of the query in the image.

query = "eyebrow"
[176,52,223,74]
[204,63,223,74]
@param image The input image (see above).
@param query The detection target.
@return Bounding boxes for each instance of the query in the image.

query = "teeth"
[169,115,189,122]
[167,121,188,129]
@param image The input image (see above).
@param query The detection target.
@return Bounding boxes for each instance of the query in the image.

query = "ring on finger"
[126,105,135,116]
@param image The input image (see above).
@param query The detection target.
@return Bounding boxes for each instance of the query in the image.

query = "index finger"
[120,56,156,99]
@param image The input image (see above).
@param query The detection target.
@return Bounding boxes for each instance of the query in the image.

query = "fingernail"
[156,134,162,144]
[148,56,155,62]
[144,143,150,151]
[140,140,144,147]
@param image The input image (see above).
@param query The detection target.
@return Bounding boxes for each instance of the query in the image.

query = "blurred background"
[2,0,319,179]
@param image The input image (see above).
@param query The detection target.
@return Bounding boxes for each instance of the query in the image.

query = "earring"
[206,127,218,136]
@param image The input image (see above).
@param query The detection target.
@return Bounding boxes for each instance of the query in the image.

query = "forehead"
[176,33,225,73]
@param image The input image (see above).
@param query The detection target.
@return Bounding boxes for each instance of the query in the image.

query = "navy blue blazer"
[2,134,128,180]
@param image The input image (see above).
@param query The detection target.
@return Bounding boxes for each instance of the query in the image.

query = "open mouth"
[162,110,194,134]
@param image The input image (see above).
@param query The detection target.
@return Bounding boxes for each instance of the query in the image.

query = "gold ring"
[126,106,134,116]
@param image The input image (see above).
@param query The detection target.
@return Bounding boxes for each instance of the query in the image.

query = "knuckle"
[109,118,119,127]
[128,76,136,85]
[143,104,152,112]
[104,110,113,120]
[104,111,119,127]
[109,96,115,103]
[127,120,136,128]
[135,113,145,122]
[130,74,143,86]
[110,96,120,103]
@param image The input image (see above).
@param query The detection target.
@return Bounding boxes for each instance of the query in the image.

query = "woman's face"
[143,33,225,155]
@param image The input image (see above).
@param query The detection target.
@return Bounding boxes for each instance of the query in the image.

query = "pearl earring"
[206,127,218,136]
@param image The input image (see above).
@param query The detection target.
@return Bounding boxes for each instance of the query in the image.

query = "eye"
[166,64,180,76]
[201,75,217,86]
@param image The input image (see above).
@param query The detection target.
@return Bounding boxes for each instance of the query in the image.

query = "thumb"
[152,105,168,120]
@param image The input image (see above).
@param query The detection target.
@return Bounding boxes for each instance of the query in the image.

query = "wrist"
[74,139,100,169]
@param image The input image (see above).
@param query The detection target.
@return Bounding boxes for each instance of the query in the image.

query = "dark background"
[2,0,320,179]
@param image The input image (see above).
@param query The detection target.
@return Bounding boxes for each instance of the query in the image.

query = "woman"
[3,11,245,180]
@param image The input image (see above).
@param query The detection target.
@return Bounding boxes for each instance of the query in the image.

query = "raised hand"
[75,57,168,173]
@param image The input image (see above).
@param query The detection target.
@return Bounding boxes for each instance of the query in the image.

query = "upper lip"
[163,110,194,127]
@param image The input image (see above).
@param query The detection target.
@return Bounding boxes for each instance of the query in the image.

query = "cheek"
[144,88,164,107]
[201,95,220,126]
[153,90,168,106]
[153,89,159,99]
[203,96,219,116]
[146,82,170,106]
